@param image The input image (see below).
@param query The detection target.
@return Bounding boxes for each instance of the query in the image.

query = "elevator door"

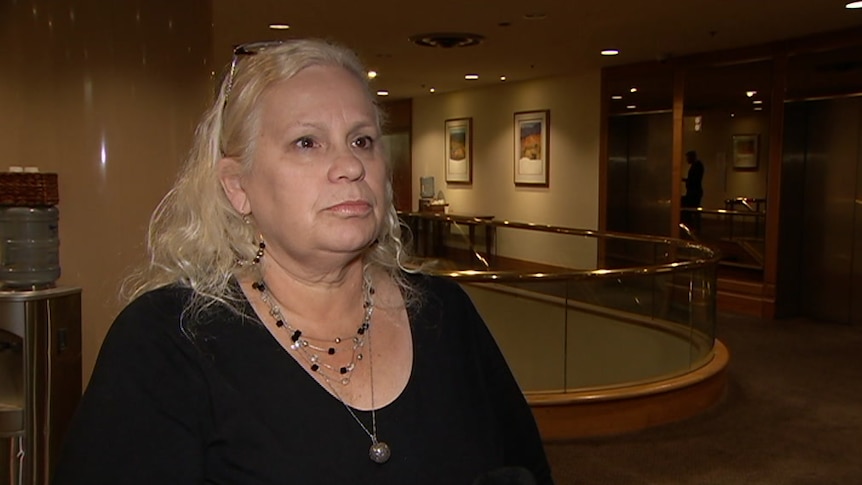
[606,113,673,237]
[792,98,862,324]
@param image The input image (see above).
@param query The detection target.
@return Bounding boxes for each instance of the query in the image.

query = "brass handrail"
[680,207,766,216]
[400,212,720,282]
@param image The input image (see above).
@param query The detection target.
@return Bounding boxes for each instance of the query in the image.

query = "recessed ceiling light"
[746,90,757,97]
[429,87,436,93]
[465,74,479,80]
[268,23,290,30]
[376,90,389,96]
[500,76,507,81]
[846,1,862,8]
[601,49,620,56]
[753,100,763,104]
[611,95,623,100]
[367,70,378,79]
[629,87,638,93]
[626,105,636,109]
[754,107,763,111]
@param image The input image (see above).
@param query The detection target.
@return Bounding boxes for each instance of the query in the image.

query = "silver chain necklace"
[252,270,392,464]
[322,313,391,464]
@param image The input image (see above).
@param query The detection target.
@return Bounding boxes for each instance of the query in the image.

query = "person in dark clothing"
[682,150,704,208]
[52,39,552,485]
[681,150,705,232]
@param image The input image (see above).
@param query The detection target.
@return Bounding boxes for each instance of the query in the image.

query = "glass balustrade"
[400,212,719,395]
[681,202,766,275]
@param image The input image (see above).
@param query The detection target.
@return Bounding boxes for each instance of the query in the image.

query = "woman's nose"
[328,145,366,182]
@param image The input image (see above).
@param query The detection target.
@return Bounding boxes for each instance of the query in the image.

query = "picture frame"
[444,118,472,184]
[513,110,550,186]
[732,134,759,170]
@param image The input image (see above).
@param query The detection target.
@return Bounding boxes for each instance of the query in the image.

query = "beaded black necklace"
[251,276,371,384]
[251,270,391,463]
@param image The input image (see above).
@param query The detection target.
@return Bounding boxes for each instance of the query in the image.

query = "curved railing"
[681,206,765,271]
[401,211,721,396]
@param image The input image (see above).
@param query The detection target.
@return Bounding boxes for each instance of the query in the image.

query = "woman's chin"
[320,230,378,255]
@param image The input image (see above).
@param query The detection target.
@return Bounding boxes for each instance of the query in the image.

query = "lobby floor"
[544,313,862,484]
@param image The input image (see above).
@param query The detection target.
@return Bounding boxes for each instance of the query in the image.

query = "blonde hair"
[124,39,413,309]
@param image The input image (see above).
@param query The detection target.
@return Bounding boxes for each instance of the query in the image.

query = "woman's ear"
[218,157,250,214]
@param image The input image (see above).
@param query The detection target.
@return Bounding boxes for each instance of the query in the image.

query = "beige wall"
[411,72,602,266]
[412,73,601,227]
[1,0,213,385]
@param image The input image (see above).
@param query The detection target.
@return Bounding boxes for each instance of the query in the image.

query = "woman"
[53,39,552,484]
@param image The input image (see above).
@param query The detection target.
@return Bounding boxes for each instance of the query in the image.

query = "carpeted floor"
[544,313,862,484]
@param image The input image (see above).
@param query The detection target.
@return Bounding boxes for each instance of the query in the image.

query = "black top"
[52,274,553,484]
[685,160,704,198]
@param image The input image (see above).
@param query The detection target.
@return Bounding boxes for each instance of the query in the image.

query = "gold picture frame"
[444,118,472,184]
[514,110,550,186]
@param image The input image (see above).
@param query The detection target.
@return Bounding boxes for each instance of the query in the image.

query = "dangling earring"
[236,213,265,267]
[252,236,265,264]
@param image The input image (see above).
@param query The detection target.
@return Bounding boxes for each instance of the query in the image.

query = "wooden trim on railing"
[528,340,729,440]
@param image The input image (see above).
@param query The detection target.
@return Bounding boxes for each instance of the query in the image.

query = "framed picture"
[444,118,472,184]
[732,134,759,170]
[514,110,550,186]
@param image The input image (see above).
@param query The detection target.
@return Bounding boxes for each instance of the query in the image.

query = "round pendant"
[369,441,391,464]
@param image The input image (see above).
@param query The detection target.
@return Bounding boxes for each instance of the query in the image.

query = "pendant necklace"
[324,307,392,464]
[253,269,391,464]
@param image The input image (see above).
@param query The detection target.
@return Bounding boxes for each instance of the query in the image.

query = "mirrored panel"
[683,59,773,282]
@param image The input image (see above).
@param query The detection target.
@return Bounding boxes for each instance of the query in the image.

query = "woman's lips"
[327,200,372,216]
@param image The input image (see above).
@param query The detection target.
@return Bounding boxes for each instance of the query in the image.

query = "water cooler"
[0,170,81,485]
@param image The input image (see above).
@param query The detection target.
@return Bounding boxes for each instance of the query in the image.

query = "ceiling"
[211,1,862,101]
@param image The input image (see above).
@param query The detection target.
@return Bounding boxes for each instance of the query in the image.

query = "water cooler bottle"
[0,170,81,484]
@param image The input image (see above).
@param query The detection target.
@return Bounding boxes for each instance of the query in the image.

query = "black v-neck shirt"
[52,274,553,484]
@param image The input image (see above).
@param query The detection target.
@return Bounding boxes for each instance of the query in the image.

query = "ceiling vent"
[409,32,484,49]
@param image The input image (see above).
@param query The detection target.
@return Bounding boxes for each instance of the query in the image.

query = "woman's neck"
[248,258,372,338]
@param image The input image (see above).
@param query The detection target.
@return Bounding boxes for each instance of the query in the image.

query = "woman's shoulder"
[105,284,208,348]
[403,271,479,324]
[112,284,252,342]
[404,271,469,302]
[118,285,193,326]
[405,271,462,291]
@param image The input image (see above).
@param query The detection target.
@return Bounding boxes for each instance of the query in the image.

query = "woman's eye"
[352,136,374,150]
[294,137,316,149]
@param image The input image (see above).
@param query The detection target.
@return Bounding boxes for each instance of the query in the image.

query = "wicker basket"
[0,173,59,206]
